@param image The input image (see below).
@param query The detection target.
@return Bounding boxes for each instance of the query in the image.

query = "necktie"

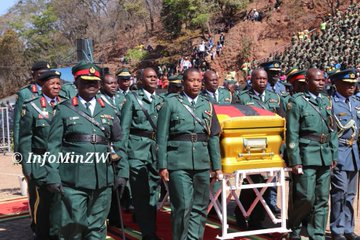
[85,102,92,115]
[213,92,217,102]
[345,98,351,109]
[191,100,196,108]
[316,97,322,109]
[260,93,265,102]
[50,100,55,108]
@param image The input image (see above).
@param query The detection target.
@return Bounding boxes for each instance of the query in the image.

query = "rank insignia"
[204,110,212,116]
[269,99,278,103]
[338,112,347,116]
[326,106,332,110]
[225,98,230,102]
[355,106,360,111]
[89,67,96,74]
[246,102,254,105]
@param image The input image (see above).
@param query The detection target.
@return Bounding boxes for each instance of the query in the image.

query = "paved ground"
[1,153,360,239]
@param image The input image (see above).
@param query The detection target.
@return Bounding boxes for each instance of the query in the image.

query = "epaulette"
[165,92,179,98]
[23,95,40,104]
[239,89,250,95]
[292,92,305,99]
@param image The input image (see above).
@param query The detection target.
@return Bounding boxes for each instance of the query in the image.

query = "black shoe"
[332,234,347,240]
[344,233,360,240]
[270,205,281,218]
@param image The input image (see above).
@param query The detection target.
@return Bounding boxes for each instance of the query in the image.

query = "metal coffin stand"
[208,167,289,239]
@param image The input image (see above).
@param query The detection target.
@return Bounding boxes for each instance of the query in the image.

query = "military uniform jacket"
[332,93,360,171]
[235,89,281,113]
[286,92,338,167]
[45,96,122,190]
[266,81,286,95]
[99,92,125,120]
[13,84,42,152]
[200,88,232,104]
[119,89,164,177]
[157,92,221,171]
[59,83,77,100]
[19,95,61,183]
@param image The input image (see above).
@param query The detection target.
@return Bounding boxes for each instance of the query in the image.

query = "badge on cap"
[47,64,50,69]
[350,73,355,78]
[89,67,96,75]
[274,63,279,68]
[55,71,60,75]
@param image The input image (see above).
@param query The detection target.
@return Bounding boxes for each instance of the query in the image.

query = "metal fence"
[0,107,12,153]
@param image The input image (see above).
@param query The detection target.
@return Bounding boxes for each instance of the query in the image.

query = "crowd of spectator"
[276,4,359,72]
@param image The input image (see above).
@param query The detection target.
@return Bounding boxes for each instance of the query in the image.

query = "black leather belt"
[64,133,109,145]
[300,133,330,144]
[130,129,156,140]
[32,148,46,155]
[169,133,209,142]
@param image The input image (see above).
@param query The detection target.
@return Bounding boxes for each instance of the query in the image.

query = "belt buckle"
[320,134,327,144]
[91,134,97,144]
[151,132,156,140]
[190,133,197,142]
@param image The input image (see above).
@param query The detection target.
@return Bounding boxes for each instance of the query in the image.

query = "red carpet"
[0,198,281,239]
[0,197,29,221]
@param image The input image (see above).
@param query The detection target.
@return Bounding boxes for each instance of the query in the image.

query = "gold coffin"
[214,105,286,173]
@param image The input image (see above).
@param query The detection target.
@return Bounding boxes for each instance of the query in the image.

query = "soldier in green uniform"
[286,68,338,240]
[157,68,223,240]
[45,62,125,239]
[119,67,163,240]
[235,67,283,217]
[13,61,50,236]
[100,71,131,227]
[116,68,132,101]
[235,68,284,115]
[19,70,62,239]
[13,61,51,153]
[59,82,78,100]
[200,70,232,104]
[100,72,122,119]
[165,75,183,96]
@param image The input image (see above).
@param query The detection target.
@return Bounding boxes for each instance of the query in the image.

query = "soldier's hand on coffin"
[47,183,64,193]
[215,170,224,181]
[291,165,304,175]
[160,169,169,182]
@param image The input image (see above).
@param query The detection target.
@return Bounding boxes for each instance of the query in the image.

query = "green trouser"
[129,159,160,238]
[288,166,331,240]
[28,179,37,233]
[33,184,53,239]
[169,169,209,240]
[50,186,111,240]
